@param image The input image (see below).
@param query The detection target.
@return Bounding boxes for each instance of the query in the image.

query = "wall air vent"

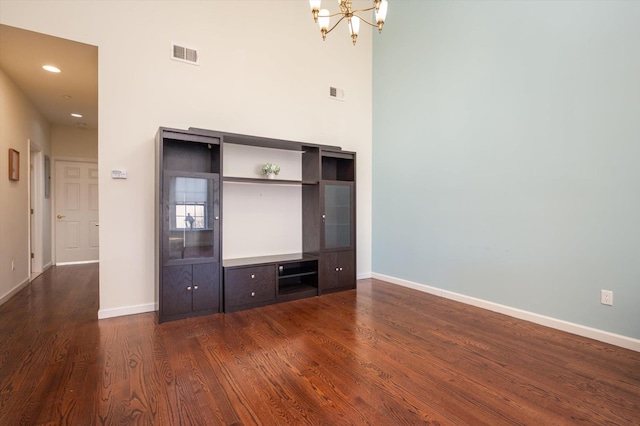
[329,86,345,101]
[171,43,199,65]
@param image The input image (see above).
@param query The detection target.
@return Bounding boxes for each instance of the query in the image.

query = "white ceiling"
[0,24,98,129]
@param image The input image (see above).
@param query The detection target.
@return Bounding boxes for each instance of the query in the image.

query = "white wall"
[223,144,303,259]
[0,1,373,317]
[52,125,98,159]
[0,68,51,303]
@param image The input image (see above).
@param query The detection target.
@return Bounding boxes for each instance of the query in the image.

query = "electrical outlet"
[601,290,613,306]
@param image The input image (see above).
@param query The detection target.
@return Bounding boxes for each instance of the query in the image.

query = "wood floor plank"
[1,264,639,425]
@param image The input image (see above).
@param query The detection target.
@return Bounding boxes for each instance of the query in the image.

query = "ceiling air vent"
[329,86,345,101]
[171,43,199,65]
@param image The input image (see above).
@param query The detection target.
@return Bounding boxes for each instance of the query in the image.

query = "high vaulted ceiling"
[0,24,98,130]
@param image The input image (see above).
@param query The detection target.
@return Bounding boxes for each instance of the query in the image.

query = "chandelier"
[309,0,389,46]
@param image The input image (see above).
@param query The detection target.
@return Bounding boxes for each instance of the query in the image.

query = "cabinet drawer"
[225,265,276,307]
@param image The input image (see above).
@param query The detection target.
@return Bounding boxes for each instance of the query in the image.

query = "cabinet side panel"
[302,148,320,182]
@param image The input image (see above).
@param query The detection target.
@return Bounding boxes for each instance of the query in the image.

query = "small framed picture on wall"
[8,149,20,181]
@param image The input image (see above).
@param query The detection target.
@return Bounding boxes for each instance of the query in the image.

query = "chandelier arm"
[351,6,376,14]
[327,11,349,18]
[352,13,377,28]
[325,15,347,35]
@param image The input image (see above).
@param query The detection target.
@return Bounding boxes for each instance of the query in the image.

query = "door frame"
[28,139,44,280]
[52,156,99,265]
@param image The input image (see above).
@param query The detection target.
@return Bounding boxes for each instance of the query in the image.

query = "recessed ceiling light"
[71,113,83,118]
[63,95,72,99]
[43,65,61,73]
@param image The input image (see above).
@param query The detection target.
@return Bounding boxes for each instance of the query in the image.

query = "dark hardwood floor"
[1,264,639,425]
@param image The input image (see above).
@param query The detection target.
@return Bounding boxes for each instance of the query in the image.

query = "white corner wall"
[51,125,98,159]
[0,1,373,318]
[0,68,51,303]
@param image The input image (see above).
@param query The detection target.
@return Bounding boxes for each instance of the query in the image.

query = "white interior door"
[55,160,99,264]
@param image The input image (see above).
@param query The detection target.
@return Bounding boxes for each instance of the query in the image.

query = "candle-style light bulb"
[375,0,388,33]
[318,9,331,41]
[349,16,360,45]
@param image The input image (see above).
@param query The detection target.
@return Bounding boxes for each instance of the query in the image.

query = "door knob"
[94,223,100,227]
[57,214,65,219]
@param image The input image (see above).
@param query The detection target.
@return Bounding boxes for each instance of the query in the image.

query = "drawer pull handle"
[335,267,339,271]
[339,268,343,271]
[251,292,255,297]
[251,274,255,279]
[194,285,198,290]
[187,286,192,291]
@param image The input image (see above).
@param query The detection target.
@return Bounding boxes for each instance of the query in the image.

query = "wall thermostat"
[111,169,128,179]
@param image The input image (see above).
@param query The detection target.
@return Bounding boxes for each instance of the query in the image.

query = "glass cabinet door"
[323,183,353,250]
[164,174,219,262]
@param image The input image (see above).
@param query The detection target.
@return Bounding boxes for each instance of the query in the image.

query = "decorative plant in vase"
[261,163,281,179]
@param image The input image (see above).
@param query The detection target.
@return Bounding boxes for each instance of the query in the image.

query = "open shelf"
[321,151,355,182]
[278,260,317,277]
[223,253,318,268]
[277,283,318,302]
[278,282,317,295]
[223,176,312,185]
[278,271,317,279]
[277,259,318,301]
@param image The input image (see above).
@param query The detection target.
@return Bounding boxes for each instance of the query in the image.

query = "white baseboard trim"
[0,277,30,306]
[43,262,52,270]
[371,273,640,352]
[357,272,372,280]
[56,260,99,266]
[98,303,157,319]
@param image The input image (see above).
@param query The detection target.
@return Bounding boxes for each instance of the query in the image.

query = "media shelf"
[277,260,318,301]
[222,253,319,312]
[157,127,356,321]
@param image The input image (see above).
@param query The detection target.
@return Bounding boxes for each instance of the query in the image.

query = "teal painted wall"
[372,1,640,338]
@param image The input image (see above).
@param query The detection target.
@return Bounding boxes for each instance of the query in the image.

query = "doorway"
[2,23,99,273]
[29,141,44,280]
[54,160,99,265]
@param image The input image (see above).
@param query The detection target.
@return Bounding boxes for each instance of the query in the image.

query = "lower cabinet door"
[192,263,220,313]
[338,250,356,289]
[320,252,339,292]
[320,250,355,293]
[162,265,193,317]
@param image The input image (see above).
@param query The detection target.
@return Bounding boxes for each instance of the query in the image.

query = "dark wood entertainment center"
[156,127,356,322]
